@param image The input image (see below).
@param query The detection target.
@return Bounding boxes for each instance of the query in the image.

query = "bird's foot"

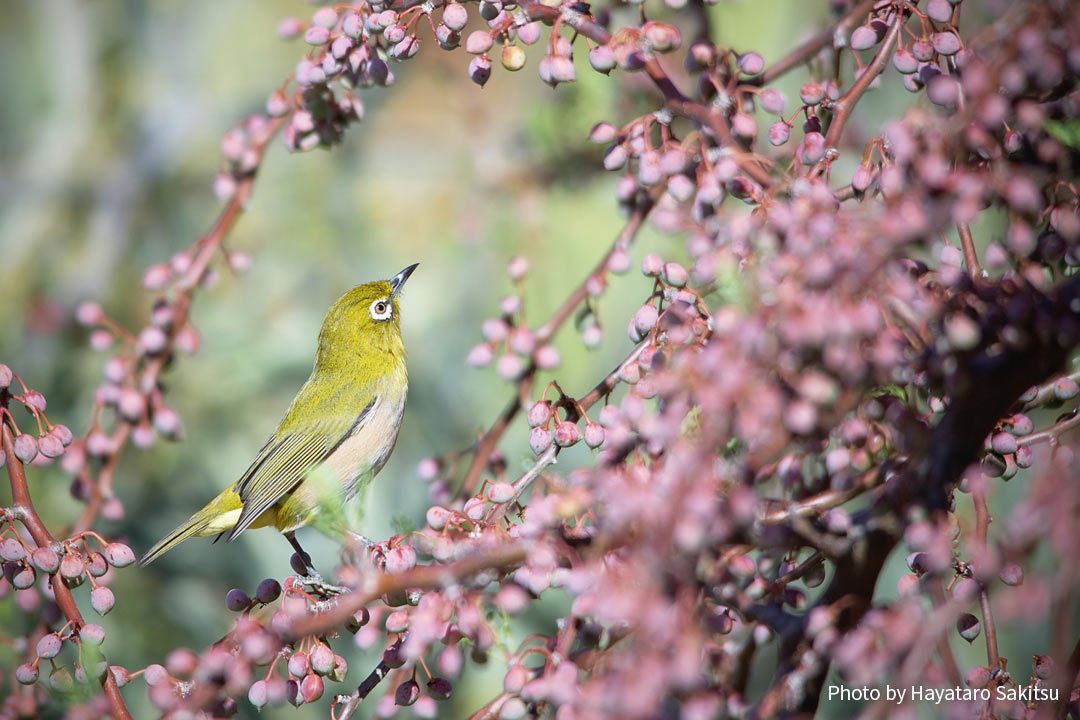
[295,571,349,597]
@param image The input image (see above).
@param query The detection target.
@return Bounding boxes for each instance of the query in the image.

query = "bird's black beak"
[389,263,419,299]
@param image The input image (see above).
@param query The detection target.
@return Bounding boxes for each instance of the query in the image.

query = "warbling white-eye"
[140,264,418,574]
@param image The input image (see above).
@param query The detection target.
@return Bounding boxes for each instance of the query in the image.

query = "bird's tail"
[140,514,217,567]
[140,486,243,566]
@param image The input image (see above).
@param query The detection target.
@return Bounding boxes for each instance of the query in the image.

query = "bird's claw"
[296,572,349,597]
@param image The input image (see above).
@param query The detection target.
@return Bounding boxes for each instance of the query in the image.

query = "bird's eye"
[369,298,392,320]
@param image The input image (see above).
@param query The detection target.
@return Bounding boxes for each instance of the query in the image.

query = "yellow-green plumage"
[140,265,417,567]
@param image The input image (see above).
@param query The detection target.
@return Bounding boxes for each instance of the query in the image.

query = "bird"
[140,264,418,576]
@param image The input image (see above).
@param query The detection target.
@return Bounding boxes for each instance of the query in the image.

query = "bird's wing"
[227,398,376,541]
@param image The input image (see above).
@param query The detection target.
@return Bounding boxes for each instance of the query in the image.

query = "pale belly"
[272,391,406,534]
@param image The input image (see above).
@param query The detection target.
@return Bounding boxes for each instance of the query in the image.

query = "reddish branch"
[972,486,999,665]
[957,223,984,281]
[3,424,134,720]
[824,8,904,150]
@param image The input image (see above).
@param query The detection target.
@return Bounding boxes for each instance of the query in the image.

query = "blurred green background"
[0,1,1051,718]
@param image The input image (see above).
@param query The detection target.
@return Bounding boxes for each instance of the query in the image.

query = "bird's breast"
[322,386,407,499]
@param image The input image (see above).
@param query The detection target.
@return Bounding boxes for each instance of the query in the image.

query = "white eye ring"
[370,298,392,320]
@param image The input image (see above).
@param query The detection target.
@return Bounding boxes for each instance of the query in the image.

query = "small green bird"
[140,264,417,571]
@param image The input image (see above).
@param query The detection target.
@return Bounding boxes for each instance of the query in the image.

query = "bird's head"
[315,264,418,370]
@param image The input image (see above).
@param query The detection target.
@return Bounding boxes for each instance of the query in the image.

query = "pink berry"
[527,401,551,428]
[534,345,560,370]
[426,506,450,530]
[554,421,581,447]
[105,542,136,568]
[465,30,493,54]
[737,51,764,75]
[529,427,552,455]
[310,644,335,675]
[443,3,468,31]
[37,633,63,659]
[301,673,324,703]
[91,586,115,616]
[584,423,605,448]
[466,344,495,367]
[487,481,516,503]
[32,547,60,573]
[14,434,38,464]
[850,25,878,50]
[384,546,417,574]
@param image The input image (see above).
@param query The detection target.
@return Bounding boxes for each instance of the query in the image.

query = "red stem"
[2,423,133,720]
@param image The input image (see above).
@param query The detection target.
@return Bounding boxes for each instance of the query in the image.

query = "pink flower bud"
[584,423,605,448]
[311,6,338,28]
[517,21,540,45]
[527,401,551,428]
[496,354,524,381]
[662,262,688,287]
[759,88,785,114]
[91,586,115,615]
[426,506,450,530]
[37,633,63,659]
[14,434,38,464]
[304,26,330,45]
[464,496,486,520]
[589,122,617,144]
[76,302,103,326]
[737,51,764,74]
[277,18,303,40]
[310,644,335,675]
[33,547,60,573]
[23,391,46,412]
[443,3,468,31]
[768,121,791,146]
[105,542,136,568]
[534,345,560,369]
[487,481,516,503]
[38,433,64,459]
[589,45,616,73]
[608,248,631,274]
[301,673,324,703]
[138,326,168,354]
[799,81,824,105]
[850,25,878,50]
[509,328,535,355]
[529,427,552,455]
[554,421,581,447]
[153,406,182,438]
[466,30,493,54]
[417,458,439,480]
[384,546,417,573]
[466,344,495,367]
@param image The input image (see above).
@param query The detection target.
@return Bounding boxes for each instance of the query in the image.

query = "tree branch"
[2,423,133,720]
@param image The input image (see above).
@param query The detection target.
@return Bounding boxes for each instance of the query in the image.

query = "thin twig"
[972,486,999,665]
[957,223,983,280]
[335,659,393,720]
